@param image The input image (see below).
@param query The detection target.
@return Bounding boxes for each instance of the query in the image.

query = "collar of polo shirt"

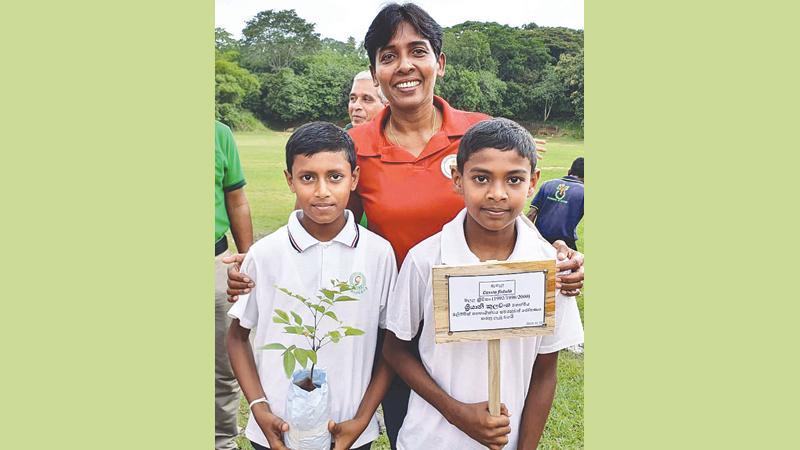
[286,209,360,252]
[439,209,554,265]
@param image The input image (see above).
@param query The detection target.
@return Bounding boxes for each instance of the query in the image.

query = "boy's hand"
[553,241,584,296]
[328,418,368,450]
[223,253,254,302]
[450,401,512,450]
[251,407,290,450]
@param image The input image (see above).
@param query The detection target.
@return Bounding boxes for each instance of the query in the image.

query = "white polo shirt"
[385,208,584,450]
[229,210,397,449]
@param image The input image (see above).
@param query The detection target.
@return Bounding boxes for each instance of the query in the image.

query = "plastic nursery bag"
[284,368,331,450]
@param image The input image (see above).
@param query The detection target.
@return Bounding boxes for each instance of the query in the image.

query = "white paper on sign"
[447,271,546,332]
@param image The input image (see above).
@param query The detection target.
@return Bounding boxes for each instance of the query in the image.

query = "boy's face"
[284,150,359,227]
[452,148,539,232]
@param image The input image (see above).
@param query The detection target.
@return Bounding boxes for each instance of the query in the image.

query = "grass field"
[232,129,584,449]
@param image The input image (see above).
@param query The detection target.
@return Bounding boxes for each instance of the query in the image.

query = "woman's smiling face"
[372,21,445,112]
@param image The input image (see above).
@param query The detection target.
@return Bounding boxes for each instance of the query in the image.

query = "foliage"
[526,27,584,62]
[264,280,365,379]
[448,21,550,83]
[240,9,321,72]
[215,52,261,130]
[249,68,311,125]
[443,29,497,73]
[216,59,259,105]
[556,50,584,128]
[294,48,366,122]
[530,65,566,121]
[436,66,506,117]
[215,27,239,53]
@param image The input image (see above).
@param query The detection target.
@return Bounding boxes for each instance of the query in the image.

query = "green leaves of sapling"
[273,309,290,324]
[265,279,366,379]
[343,326,365,336]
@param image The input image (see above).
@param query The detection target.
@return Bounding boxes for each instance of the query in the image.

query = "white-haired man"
[345,70,388,130]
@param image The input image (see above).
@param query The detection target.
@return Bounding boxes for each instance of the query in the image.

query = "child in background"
[527,157,584,250]
[383,118,584,450]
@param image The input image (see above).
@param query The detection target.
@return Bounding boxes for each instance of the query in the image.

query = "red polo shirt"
[348,96,489,265]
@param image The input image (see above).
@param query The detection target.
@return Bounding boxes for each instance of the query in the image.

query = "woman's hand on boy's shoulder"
[328,418,369,450]
[553,241,584,297]
[223,252,254,302]
[449,401,511,450]
[251,405,290,449]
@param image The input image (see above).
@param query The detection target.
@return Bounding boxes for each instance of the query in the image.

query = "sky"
[216,0,584,42]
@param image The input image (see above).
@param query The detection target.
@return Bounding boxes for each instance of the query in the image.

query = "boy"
[227,122,396,450]
[383,118,584,450]
[527,157,584,250]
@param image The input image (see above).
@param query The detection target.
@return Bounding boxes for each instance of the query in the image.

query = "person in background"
[527,157,584,250]
[345,70,389,130]
[215,120,254,450]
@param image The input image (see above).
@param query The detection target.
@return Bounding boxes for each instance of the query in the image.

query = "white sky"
[216,0,583,42]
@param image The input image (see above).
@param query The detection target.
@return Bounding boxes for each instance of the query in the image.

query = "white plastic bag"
[284,368,331,450]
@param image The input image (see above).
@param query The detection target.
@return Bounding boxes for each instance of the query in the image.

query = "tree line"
[216,9,584,132]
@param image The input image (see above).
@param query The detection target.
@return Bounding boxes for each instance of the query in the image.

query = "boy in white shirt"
[227,122,396,450]
[383,118,584,450]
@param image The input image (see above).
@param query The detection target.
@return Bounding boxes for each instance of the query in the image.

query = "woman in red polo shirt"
[226,3,584,448]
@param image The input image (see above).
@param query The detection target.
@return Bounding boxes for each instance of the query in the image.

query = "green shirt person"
[214,120,253,450]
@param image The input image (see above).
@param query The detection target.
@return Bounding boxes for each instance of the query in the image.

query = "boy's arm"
[517,351,559,449]
[328,330,395,450]
[382,331,511,450]
[227,320,290,450]
[526,205,539,223]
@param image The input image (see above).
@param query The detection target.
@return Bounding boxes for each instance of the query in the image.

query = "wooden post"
[488,339,501,416]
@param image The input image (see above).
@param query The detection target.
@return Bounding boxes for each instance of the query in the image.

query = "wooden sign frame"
[432,260,557,344]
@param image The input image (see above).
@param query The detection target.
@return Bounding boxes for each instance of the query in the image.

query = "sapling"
[262,279,365,391]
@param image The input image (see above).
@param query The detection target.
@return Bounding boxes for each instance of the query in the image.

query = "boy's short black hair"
[285,122,356,173]
[457,118,538,173]
[568,157,584,178]
[364,3,443,67]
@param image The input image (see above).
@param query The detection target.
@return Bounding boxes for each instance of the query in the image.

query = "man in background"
[527,157,584,250]
[344,70,388,130]
[215,120,254,450]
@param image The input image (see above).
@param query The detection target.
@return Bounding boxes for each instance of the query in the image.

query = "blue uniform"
[530,175,584,249]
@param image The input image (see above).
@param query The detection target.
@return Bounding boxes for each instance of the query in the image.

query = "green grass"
[232,130,584,449]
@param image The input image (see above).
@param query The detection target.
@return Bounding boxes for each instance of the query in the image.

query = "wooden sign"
[432,259,557,419]
[432,260,557,344]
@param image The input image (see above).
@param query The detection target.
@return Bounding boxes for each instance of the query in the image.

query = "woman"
[226,3,584,448]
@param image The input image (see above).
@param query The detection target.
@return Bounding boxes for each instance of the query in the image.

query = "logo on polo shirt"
[349,272,367,294]
[440,154,457,179]
[547,183,570,204]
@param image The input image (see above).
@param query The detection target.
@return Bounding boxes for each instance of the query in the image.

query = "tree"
[240,9,321,72]
[252,68,314,124]
[556,49,584,127]
[295,49,365,122]
[530,65,566,121]
[215,59,259,105]
[442,29,497,73]
[437,65,506,116]
[447,22,550,83]
[527,27,583,62]
[215,27,239,52]
[215,53,261,130]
